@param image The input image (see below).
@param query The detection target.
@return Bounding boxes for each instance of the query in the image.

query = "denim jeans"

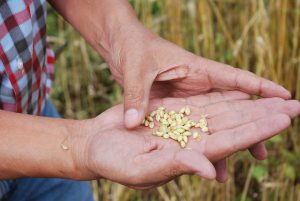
[1,100,94,201]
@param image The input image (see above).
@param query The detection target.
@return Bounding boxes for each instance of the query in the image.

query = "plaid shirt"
[0,0,54,115]
[0,0,54,198]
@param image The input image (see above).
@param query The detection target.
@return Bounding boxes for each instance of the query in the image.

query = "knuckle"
[125,86,144,105]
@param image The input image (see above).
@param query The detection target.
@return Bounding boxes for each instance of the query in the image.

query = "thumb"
[123,64,189,128]
[123,68,155,129]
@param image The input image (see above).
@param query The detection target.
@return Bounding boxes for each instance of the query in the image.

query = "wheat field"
[47,0,300,200]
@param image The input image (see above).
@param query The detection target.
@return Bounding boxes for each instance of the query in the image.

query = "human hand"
[106,27,290,128]
[72,92,299,189]
[106,27,292,181]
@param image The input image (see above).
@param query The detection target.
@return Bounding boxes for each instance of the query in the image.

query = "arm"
[0,110,82,179]
[47,0,143,63]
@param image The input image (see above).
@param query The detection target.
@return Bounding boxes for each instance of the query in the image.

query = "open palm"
[79,91,299,189]
[108,34,292,181]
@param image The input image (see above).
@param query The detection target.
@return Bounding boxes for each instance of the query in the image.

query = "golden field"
[47,1,300,200]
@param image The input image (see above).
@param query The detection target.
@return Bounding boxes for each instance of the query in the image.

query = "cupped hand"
[73,92,299,189]
[107,30,291,181]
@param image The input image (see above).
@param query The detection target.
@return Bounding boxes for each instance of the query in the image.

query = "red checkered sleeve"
[0,0,55,115]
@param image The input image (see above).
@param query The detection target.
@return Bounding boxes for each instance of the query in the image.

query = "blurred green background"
[47,0,300,201]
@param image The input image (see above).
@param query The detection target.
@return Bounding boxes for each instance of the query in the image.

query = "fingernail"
[125,108,140,128]
[275,84,291,98]
[280,86,291,98]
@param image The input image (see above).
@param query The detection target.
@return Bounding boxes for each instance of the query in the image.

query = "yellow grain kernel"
[183,124,191,130]
[180,141,186,148]
[201,127,209,133]
[170,122,177,127]
[175,114,181,119]
[159,125,167,132]
[169,110,176,115]
[150,111,156,117]
[61,143,69,150]
[199,118,206,123]
[200,120,206,125]
[170,133,178,140]
[183,131,191,136]
[156,131,163,137]
[176,120,182,125]
[155,114,161,121]
[179,107,186,114]
[190,120,196,126]
[182,117,188,123]
[183,136,188,143]
[199,117,208,127]
[192,131,199,139]
[161,119,169,125]
[163,134,170,139]
[149,122,154,128]
[144,120,149,127]
[185,106,191,115]
[173,130,180,136]
[158,106,165,111]
[147,116,153,122]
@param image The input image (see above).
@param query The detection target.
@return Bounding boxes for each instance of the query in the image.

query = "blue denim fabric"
[0,181,12,200]
[1,100,94,201]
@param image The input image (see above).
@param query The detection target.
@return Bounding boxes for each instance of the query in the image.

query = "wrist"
[67,119,97,180]
[68,115,113,180]
[92,1,155,62]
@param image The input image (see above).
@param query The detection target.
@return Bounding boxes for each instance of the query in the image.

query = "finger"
[201,58,291,99]
[124,69,155,129]
[171,149,216,179]
[207,99,300,133]
[224,98,298,118]
[255,99,300,118]
[249,142,268,160]
[204,114,291,162]
[142,148,216,181]
[214,159,228,182]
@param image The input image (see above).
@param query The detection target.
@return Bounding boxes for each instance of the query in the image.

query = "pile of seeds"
[142,106,209,148]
